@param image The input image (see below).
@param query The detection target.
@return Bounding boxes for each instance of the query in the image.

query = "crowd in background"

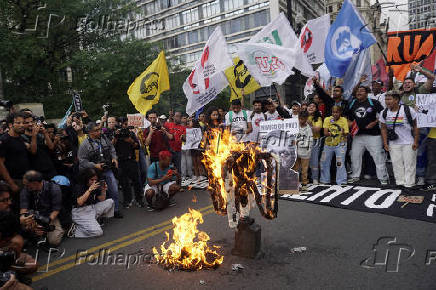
[0,63,435,289]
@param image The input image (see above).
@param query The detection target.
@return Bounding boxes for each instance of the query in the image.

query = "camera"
[0,100,12,109]
[25,211,55,232]
[115,128,131,139]
[0,248,16,287]
[102,104,112,112]
[387,128,399,141]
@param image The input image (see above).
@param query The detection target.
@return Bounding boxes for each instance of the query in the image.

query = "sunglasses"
[0,197,11,203]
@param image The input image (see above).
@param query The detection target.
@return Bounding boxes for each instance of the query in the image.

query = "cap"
[292,101,301,107]
[159,115,167,119]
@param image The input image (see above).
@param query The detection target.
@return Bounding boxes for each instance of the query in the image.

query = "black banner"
[73,93,83,112]
[280,185,436,223]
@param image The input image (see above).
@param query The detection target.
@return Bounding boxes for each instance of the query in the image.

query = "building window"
[182,7,199,24]
[356,0,361,7]
[178,32,187,47]
[223,0,244,12]
[203,0,220,18]
[337,3,342,11]
[328,5,333,13]
[165,14,180,30]
[188,30,199,44]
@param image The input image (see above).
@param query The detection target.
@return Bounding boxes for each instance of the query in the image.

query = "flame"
[202,129,262,215]
[152,209,223,270]
[202,128,278,220]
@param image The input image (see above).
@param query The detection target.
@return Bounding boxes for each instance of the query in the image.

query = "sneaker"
[114,211,124,218]
[347,177,359,184]
[169,199,176,207]
[146,205,155,212]
[423,184,436,191]
[312,180,319,185]
[380,179,389,186]
[417,177,425,186]
[199,176,208,181]
[67,223,76,238]
[123,201,133,209]
[136,200,145,208]
[363,174,372,180]
[301,185,308,192]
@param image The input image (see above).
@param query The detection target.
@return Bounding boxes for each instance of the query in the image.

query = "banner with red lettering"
[387,28,436,81]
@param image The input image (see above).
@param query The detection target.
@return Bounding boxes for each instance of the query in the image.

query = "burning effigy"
[202,128,279,225]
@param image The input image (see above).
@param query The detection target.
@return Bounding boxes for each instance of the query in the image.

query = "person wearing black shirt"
[313,77,349,117]
[69,168,114,238]
[21,114,57,180]
[0,112,31,198]
[347,86,389,185]
[114,128,143,208]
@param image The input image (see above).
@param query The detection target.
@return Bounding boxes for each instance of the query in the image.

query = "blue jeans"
[171,151,182,173]
[416,128,429,178]
[138,148,148,186]
[320,143,347,185]
[103,170,119,211]
[309,138,322,182]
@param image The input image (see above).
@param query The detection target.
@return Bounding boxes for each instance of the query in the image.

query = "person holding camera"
[114,126,143,208]
[78,122,122,218]
[380,91,419,188]
[0,211,33,290]
[68,168,114,238]
[347,86,389,185]
[21,113,57,180]
[19,171,64,247]
[144,111,172,164]
[144,151,181,211]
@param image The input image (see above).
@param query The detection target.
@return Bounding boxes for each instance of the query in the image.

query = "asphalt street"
[31,187,436,290]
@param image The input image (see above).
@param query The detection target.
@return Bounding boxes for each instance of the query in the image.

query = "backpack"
[348,97,374,110]
[250,111,267,121]
[229,110,248,125]
[382,105,415,137]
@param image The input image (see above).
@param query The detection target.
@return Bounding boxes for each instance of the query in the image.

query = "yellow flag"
[127,51,170,115]
[225,57,261,102]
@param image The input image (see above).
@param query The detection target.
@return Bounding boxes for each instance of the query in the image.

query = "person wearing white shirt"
[225,99,252,142]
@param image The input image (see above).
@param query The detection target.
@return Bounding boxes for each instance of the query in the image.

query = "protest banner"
[416,94,436,128]
[259,118,299,195]
[127,113,145,128]
[387,28,436,81]
[182,128,202,150]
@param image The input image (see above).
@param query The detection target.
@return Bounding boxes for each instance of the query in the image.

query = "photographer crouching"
[19,171,64,248]
[0,211,32,290]
[114,123,144,208]
[68,168,114,238]
[78,122,123,218]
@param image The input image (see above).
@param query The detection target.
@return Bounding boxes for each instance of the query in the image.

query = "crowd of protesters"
[0,63,435,288]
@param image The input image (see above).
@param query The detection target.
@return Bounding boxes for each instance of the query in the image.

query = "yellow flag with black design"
[127,51,170,115]
[225,57,261,102]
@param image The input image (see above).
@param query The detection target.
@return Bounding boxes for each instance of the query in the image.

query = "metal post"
[0,68,4,99]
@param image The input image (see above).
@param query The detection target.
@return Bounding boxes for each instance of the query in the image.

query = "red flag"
[372,58,388,87]
[350,120,359,137]
[421,47,436,72]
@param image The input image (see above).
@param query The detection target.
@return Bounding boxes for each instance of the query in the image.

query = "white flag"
[184,26,233,115]
[249,12,314,77]
[299,14,330,64]
[234,43,297,87]
[342,47,372,100]
[303,63,332,98]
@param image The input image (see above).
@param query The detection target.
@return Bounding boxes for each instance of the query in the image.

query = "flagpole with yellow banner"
[127,51,170,115]
[224,57,261,102]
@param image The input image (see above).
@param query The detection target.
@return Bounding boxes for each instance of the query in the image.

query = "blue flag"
[58,102,73,129]
[342,48,372,100]
[324,0,376,77]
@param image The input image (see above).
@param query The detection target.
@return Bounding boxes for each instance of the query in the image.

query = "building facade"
[128,0,325,68]
[409,0,436,30]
